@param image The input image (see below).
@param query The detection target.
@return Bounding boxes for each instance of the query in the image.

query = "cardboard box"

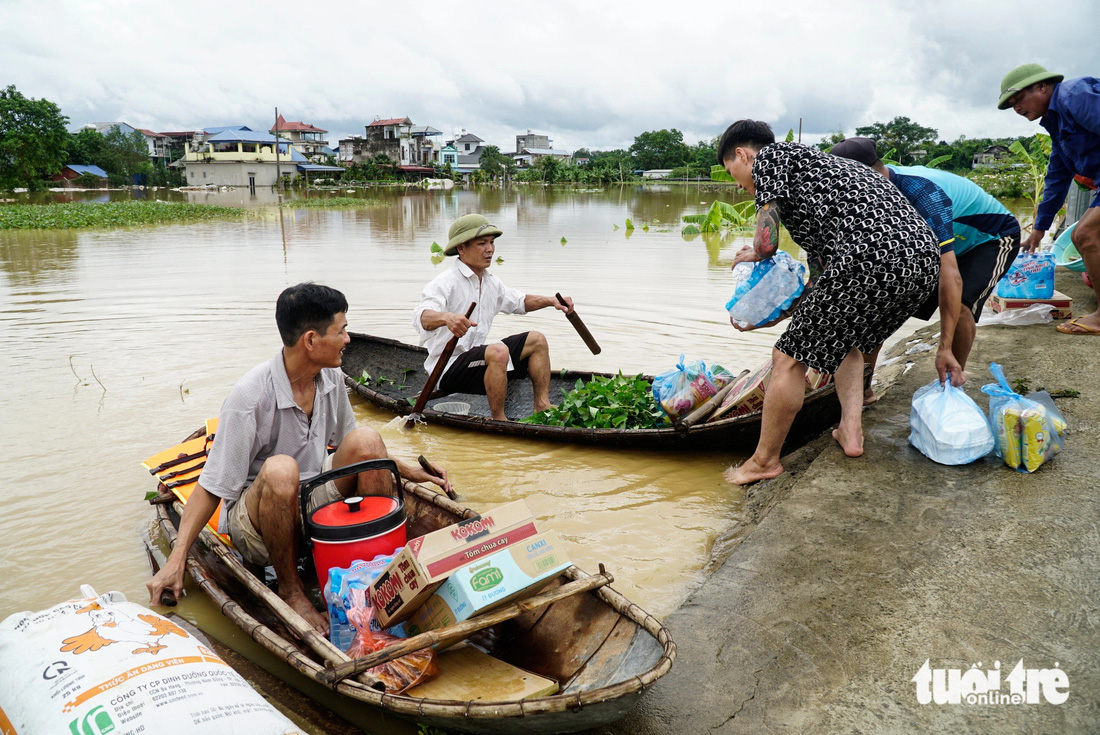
[710,359,772,420]
[369,500,540,627]
[990,290,1073,320]
[403,531,572,637]
[805,367,833,391]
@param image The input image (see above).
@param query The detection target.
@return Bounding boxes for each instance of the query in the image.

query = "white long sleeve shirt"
[412,260,527,374]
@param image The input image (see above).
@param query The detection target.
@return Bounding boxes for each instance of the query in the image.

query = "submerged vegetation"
[283,196,383,209]
[523,373,667,429]
[0,201,249,230]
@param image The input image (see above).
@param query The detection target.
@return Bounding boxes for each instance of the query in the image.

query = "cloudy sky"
[3,0,1096,153]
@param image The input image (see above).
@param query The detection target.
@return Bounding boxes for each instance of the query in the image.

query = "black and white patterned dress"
[752,142,940,373]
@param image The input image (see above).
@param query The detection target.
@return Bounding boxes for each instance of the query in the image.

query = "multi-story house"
[270,115,331,161]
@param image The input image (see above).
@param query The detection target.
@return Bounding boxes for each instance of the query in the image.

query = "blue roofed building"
[181,129,341,187]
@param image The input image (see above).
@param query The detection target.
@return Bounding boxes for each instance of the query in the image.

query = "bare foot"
[863,387,879,406]
[832,426,864,457]
[284,592,328,635]
[724,457,784,485]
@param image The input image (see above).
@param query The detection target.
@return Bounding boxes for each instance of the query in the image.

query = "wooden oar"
[317,565,613,686]
[556,293,601,355]
[418,455,458,501]
[407,302,476,427]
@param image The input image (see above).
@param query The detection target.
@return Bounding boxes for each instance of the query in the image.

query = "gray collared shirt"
[200,350,357,531]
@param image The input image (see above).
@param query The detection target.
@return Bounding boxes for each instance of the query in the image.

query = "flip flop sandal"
[1056,317,1100,335]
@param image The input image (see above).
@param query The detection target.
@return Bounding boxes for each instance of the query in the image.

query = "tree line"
[0,85,182,190]
[0,83,1050,192]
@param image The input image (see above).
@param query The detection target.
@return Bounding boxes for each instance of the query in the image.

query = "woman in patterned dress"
[717,120,941,485]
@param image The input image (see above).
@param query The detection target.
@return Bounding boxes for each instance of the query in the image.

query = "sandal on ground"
[1056,317,1100,335]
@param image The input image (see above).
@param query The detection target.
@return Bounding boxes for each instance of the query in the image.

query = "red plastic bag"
[345,588,439,692]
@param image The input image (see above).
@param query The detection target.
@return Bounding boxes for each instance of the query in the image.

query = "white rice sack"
[0,586,302,735]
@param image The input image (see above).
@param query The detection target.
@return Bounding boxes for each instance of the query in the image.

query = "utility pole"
[275,107,281,187]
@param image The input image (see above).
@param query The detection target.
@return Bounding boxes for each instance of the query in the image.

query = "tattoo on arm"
[754,202,781,259]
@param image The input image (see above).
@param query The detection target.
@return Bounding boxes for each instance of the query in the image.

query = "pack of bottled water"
[995,251,1055,299]
[725,251,807,328]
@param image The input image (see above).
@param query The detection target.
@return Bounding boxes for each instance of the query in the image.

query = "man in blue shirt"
[831,137,1020,400]
[1000,63,1100,334]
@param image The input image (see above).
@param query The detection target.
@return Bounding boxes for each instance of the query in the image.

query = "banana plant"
[682,200,756,236]
[1009,133,1052,228]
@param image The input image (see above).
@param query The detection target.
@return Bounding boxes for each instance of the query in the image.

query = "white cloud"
[3,0,1096,151]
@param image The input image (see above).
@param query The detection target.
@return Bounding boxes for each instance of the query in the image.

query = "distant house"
[641,169,674,179]
[51,164,109,186]
[338,117,437,177]
[410,126,443,166]
[972,144,1013,168]
[440,144,459,167]
[515,130,550,152]
[451,131,484,155]
[270,115,330,161]
[514,148,571,169]
[181,128,328,187]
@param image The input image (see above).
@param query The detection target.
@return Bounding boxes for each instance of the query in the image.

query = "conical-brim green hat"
[445,214,503,256]
[998,63,1063,109]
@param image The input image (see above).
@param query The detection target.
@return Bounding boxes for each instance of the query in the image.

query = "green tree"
[854,116,938,164]
[100,126,153,184]
[476,145,509,183]
[67,127,108,167]
[0,85,70,190]
[629,128,692,170]
[814,130,847,152]
[534,154,564,184]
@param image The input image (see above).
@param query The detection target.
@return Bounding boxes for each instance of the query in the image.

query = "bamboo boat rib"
[153,461,675,733]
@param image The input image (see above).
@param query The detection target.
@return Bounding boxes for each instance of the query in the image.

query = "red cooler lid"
[308,496,405,541]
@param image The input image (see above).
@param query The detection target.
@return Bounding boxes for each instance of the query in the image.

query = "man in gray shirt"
[147,283,450,632]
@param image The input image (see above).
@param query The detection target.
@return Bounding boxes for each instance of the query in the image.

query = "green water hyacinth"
[0,201,248,230]
[523,373,668,429]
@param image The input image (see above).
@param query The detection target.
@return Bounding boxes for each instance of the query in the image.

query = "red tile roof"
[368,117,412,127]
[270,115,328,134]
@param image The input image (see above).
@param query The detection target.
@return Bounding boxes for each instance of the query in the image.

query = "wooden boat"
[149,426,675,734]
[342,331,849,449]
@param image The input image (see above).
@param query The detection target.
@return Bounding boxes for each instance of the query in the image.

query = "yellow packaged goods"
[369,500,539,627]
[404,531,572,637]
[983,364,1068,474]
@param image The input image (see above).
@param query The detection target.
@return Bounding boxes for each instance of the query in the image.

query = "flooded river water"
[0,182,974,730]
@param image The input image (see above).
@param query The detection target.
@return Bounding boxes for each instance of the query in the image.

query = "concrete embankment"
[602,269,1100,733]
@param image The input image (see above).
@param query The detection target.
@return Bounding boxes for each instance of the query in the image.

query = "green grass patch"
[283,196,383,208]
[0,201,249,230]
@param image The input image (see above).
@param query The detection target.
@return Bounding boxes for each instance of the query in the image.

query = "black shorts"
[914,233,1021,322]
[438,332,531,395]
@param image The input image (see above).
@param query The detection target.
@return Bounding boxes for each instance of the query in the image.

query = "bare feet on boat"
[724,458,784,486]
[832,425,864,457]
[863,387,878,406]
[285,592,328,634]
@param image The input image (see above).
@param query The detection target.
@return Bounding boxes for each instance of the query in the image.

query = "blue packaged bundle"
[326,551,405,650]
[725,251,806,328]
[995,251,1055,299]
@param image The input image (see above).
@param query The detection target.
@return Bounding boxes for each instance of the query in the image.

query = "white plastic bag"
[909,377,994,465]
[977,303,1055,327]
[0,586,302,735]
[725,251,806,328]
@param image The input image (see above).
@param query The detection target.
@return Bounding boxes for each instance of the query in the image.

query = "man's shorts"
[914,233,1021,322]
[226,453,343,566]
[438,332,530,395]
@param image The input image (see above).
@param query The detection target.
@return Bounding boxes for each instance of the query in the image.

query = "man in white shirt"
[413,214,574,421]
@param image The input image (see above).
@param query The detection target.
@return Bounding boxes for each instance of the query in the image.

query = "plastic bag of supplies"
[980,363,1068,472]
[908,376,994,465]
[651,355,717,419]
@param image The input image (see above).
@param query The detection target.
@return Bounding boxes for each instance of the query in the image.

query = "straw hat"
[998,63,1064,110]
[445,214,503,256]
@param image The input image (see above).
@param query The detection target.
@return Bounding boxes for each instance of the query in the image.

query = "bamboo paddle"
[407,302,476,427]
[556,293,601,355]
[317,565,613,686]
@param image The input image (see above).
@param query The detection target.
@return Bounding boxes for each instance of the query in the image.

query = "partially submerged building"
[180,128,341,187]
